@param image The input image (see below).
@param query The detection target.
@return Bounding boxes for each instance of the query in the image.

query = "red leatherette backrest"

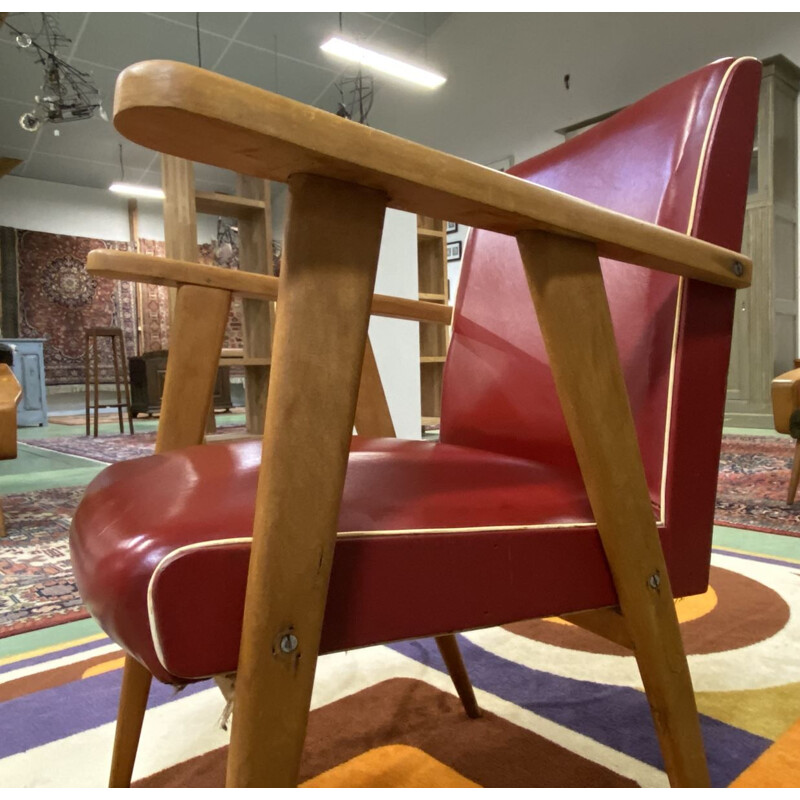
[440,58,760,586]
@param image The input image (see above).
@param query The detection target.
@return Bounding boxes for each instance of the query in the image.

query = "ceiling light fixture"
[320,37,446,90]
[108,183,165,200]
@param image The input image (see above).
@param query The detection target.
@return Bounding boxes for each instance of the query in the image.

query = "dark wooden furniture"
[129,349,232,418]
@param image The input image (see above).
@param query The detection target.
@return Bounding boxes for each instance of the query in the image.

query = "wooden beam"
[518,229,709,787]
[86,250,454,325]
[114,60,751,290]
[226,175,386,787]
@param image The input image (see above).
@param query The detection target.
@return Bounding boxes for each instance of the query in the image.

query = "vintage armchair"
[69,56,760,788]
[771,361,800,503]
[0,356,22,537]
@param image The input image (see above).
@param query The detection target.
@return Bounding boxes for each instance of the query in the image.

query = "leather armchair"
[70,56,760,788]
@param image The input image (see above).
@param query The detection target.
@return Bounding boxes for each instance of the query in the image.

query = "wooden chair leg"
[225,175,387,787]
[435,635,481,718]
[788,439,800,504]
[518,230,709,787]
[109,656,152,788]
[355,339,481,720]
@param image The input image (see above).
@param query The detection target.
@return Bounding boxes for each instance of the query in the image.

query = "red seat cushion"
[70,437,642,683]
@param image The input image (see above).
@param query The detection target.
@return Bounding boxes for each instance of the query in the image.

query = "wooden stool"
[85,327,134,437]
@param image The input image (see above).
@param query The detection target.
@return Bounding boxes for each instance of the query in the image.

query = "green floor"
[2,420,799,660]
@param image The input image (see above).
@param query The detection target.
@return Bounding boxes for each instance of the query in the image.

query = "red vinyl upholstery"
[70,57,761,685]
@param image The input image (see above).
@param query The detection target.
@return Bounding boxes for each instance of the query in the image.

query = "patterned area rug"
[0,487,88,638]
[25,425,247,464]
[715,435,800,537]
[1,548,799,787]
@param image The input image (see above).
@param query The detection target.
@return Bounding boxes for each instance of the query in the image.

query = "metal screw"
[647,572,661,590]
[731,260,744,278]
[280,633,298,654]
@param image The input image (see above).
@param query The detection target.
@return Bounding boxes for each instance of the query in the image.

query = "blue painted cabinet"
[0,338,48,427]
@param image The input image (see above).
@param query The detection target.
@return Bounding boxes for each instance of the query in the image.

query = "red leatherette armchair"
[70,57,760,787]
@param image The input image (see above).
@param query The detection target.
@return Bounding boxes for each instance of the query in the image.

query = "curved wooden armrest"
[771,367,800,434]
[86,250,453,326]
[0,364,21,461]
[114,60,750,290]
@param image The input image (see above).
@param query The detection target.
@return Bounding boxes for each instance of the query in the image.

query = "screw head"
[731,260,744,278]
[280,633,298,654]
[647,572,661,590]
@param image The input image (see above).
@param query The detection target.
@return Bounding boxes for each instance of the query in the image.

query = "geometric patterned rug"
[715,435,800,537]
[0,487,89,638]
[0,548,798,787]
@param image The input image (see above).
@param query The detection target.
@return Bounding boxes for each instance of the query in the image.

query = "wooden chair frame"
[86,59,753,788]
[0,363,22,538]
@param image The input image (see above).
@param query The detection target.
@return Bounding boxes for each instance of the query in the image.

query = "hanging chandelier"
[5,14,107,133]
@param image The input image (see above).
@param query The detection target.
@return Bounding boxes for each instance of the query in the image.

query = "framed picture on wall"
[446,221,458,234]
[446,241,462,262]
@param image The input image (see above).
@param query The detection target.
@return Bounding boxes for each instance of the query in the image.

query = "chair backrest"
[440,58,761,593]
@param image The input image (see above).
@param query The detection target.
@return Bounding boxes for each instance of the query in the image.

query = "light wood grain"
[771,367,800,433]
[113,60,750,290]
[518,229,709,787]
[560,607,633,650]
[108,657,153,788]
[226,174,387,787]
[195,191,265,217]
[0,364,21,461]
[86,250,454,325]
[237,174,273,436]
[155,284,231,453]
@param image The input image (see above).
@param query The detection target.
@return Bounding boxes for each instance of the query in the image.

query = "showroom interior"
[2,10,800,789]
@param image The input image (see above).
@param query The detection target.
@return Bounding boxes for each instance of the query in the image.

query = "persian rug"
[0,547,799,787]
[0,487,89,638]
[25,425,247,464]
[715,434,800,537]
[16,230,137,385]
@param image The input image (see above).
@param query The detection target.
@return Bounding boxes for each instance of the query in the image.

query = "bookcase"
[416,215,450,428]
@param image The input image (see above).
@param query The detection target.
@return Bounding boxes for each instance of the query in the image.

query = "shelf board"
[219,356,271,366]
[421,416,441,426]
[420,356,447,363]
[418,292,448,302]
[196,192,266,218]
[417,226,446,239]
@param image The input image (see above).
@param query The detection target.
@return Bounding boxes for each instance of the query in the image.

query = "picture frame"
[446,240,462,262]
[446,221,458,234]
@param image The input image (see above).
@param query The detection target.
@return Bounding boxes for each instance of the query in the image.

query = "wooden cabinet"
[0,338,48,427]
[416,215,450,427]
[725,55,800,427]
[129,350,231,417]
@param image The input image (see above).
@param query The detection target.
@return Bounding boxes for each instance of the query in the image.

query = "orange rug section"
[731,717,800,788]
[301,745,479,788]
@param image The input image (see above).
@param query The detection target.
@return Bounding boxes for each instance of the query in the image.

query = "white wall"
[0,175,217,242]
[370,209,421,439]
[0,176,421,438]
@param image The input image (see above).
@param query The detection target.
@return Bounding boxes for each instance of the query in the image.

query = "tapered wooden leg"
[111,333,124,434]
[84,333,91,436]
[109,656,152,788]
[225,175,387,788]
[435,635,481,718]
[517,230,709,788]
[355,338,481,719]
[788,439,800,504]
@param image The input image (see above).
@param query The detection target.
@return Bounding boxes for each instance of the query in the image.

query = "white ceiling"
[0,12,451,193]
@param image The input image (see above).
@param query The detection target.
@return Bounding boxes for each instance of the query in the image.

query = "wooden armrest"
[0,364,21,461]
[113,60,750,290]
[86,250,453,325]
[771,367,800,434]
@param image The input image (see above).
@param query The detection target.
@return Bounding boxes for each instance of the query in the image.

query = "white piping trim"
[657,56,756,519]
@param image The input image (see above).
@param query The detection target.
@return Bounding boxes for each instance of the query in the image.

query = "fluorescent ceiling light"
[108,182,165,200]
[320,37,446,90]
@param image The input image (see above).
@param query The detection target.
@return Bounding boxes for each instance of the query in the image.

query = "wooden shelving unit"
[416,214,450,429]
[161,155,275,436]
